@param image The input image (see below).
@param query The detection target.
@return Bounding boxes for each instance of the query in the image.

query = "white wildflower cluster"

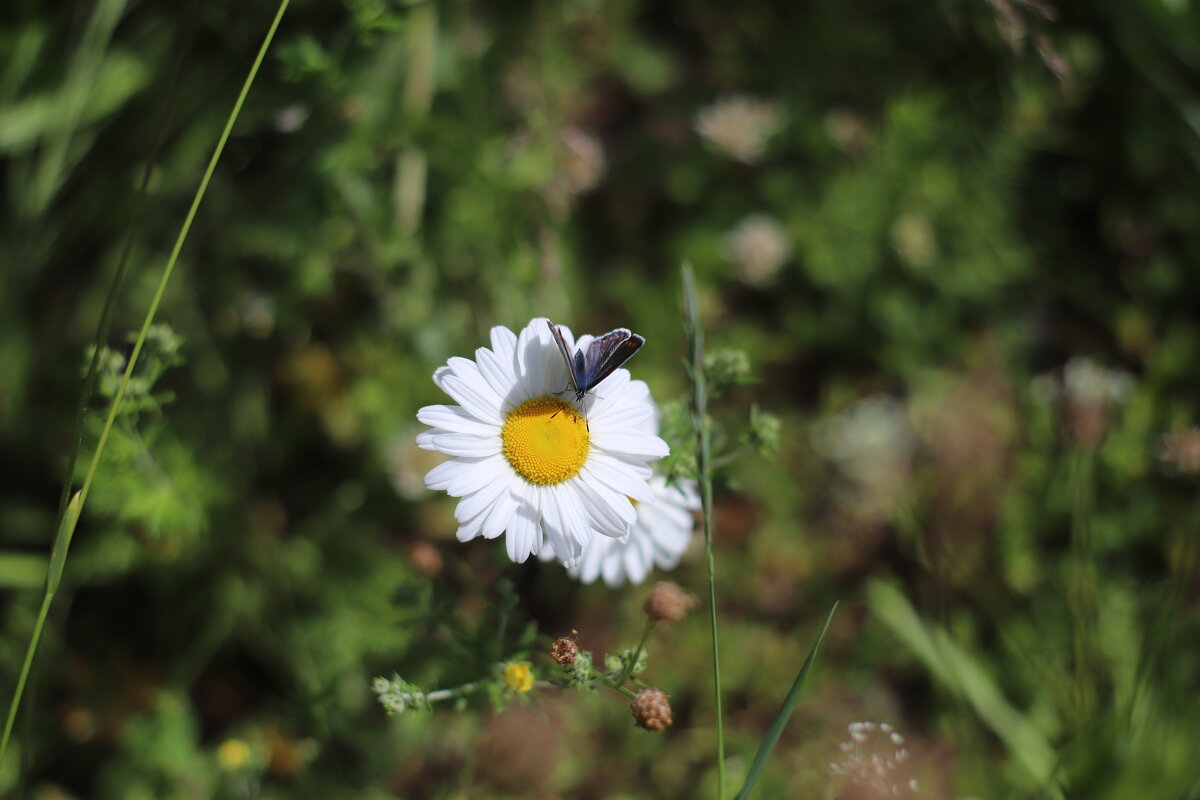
[726,213,793,287]
[813,397,915,519]
[829,721,919,796]
[695,95,784,164]
[418,318,697,585]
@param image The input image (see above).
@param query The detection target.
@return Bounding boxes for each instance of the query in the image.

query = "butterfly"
[546,320,645,404]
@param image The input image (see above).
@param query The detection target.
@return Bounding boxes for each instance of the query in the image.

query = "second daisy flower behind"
[417,318,669,566]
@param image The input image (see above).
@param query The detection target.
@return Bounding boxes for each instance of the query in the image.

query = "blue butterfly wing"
[582,329,645,392]
[546,320,582,395]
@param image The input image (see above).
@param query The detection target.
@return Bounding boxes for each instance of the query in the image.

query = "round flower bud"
[643,581,698,624]
[550,630,579,666]
[631,688,673,732]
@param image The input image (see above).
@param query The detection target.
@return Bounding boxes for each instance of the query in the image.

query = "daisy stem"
[0,0,291,770]
[682,263,725,799]
[615,619,656,689]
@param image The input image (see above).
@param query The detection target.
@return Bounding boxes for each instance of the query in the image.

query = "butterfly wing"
[582,328,645,393]
[546,320,582,395]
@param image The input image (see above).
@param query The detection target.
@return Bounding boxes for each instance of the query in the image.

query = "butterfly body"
[547,321,645,404]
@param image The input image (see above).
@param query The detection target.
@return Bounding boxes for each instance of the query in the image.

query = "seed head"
[644,581,698,624]
[550,630,579,666]
[630,688,673,732]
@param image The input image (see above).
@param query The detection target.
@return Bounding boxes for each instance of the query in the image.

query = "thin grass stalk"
[682,263,725,799]
[0,0,292,768]
[8,12,197,780]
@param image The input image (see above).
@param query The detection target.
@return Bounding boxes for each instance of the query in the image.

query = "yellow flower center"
[503,662,535,692]
[501,396,589,485]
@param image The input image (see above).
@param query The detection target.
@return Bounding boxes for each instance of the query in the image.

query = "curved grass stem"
[0,0,292,769]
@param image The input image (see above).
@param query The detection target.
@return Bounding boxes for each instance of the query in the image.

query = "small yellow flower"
[503,661,534,693]
[217,738,252,771]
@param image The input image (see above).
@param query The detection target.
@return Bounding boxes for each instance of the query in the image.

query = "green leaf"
[867,580,1061,792]
[733,601,838,800]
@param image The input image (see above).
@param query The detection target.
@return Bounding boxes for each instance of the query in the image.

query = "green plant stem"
[615,618,655,689]
[424,681,484,704]
[602,679,639,700]
[1068,447,1096,730]
[0,0,291,770]
[683,263,725,799]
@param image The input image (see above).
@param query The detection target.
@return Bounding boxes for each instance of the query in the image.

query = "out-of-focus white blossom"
[695,95,784,164]
[813,397,915,520]
[727,214,792,287]
[1035,357,1135,448]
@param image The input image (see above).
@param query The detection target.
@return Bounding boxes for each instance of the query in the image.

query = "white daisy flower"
[572,476,699,587]
[417,318,669,565]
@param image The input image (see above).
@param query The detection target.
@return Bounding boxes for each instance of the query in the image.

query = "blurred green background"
[2,0,1200,797]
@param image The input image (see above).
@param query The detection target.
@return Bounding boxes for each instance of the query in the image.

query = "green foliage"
[3,0,1200,797]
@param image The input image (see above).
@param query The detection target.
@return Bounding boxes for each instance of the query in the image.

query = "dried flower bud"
[644,581,698,624]
[550,630,579,666]
[630,688,673,732]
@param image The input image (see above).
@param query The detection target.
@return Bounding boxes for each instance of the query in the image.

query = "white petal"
[455,502,490,542]
[587,369,631,413]
[424,459,467,491]
[453,473,511,522]
[572,477,634,536]
[490,325,518,363]
[623,543,650,586]
[590,450,654,482]
[540,488,580,565]
[574,539,604,584]
[475,345,521,408]
[591,430,670,459]
[553,484,592,552]
[588,401,655,432]
[416,430,439,451]
[431,433,502,457]
[601,549,625,587]
[418,404,500,436]
[482,487,519,540]
[435,370,504,425]
[506,503,539,563]
[580,457,654,503]
[578,474,638,528]
[424,455,507,496]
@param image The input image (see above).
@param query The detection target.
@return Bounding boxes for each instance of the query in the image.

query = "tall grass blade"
[0,0,292,769]
[733,601,838,800]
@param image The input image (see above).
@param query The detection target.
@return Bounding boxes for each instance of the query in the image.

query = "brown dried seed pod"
[550,630,579,666]
[631,688,673,732]
[643,581,698,624]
